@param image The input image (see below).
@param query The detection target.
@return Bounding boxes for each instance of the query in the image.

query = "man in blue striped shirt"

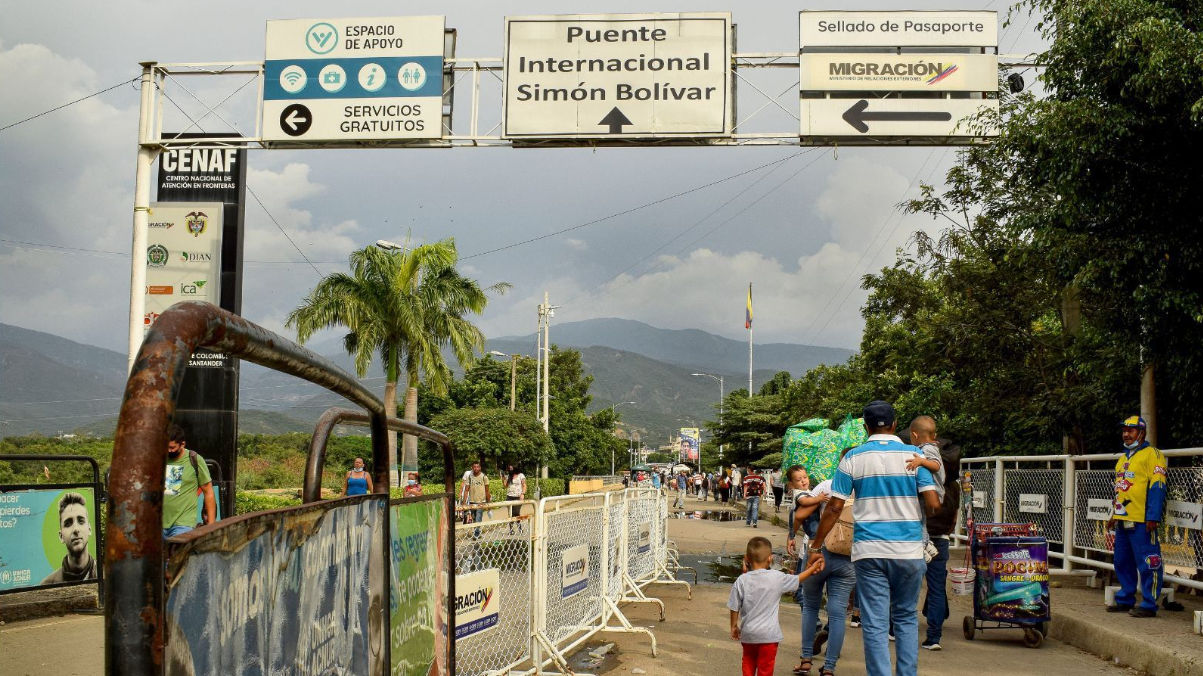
[808,401,941,676]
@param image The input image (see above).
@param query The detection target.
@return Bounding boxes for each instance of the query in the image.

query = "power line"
[0,238,346,265]
[798,149,952,352]
[461,152,802,261]
[572,149,832,311]
[158,89,325,278]
[565,148,813,307]
[0,78,138,133]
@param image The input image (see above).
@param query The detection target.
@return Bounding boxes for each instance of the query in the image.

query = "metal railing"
[956,448,1203,590]
[105,301,455,675]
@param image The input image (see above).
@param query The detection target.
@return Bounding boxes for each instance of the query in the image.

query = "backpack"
[824,498,856,556]
[188,451,210,525]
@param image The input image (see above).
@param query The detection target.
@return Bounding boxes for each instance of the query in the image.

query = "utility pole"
[537,291,557,480]
[127,62,159,373]
[490,350,521,412]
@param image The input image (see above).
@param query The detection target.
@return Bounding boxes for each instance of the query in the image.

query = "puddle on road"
[670,510,741,522]
[677,552,800,590]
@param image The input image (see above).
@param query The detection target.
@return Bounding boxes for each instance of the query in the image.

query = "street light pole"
[692,373,725,468]
[489,350,522,411]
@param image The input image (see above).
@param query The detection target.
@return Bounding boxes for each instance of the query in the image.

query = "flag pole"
[747,283,753,398]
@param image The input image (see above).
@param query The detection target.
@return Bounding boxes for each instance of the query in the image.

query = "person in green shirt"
[163,424,216,539]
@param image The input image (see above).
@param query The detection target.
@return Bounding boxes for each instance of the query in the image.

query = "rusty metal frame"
[303,406,458,675]
[303,407,455,503]
[105,301,391,675]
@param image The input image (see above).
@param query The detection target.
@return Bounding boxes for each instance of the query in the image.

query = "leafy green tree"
[287,240,507,477]
[425,407,552,477]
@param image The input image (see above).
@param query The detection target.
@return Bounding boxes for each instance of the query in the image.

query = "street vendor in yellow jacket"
[1105,415,1168,617]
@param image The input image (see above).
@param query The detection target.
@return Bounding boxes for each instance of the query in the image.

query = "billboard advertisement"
[390,496,450,676]
[679,428,700,461]
[0,487,98,592]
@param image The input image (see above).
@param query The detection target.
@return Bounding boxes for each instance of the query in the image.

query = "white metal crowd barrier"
[955,447,1203,591]
[453,488,689,676]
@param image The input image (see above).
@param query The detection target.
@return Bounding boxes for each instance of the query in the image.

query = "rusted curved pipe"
[105,301,384,675]
[304,407,455,503]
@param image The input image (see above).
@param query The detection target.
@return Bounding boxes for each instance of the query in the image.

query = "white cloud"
[564,238,588,251]
[480,156,941,349]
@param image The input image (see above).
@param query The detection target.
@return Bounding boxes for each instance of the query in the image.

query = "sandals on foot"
[793,660,813,675]
[820,670,835,676]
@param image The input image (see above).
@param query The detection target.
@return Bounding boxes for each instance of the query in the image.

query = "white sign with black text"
[637,522,651,553]
[454,568,500,639]
[800,98,998,137]
[503,13,732,139]
[560,544,590,599]
[1166,500,1203,530]
[800,53,998,92]
[1086,499,1113,521]
[972,491,985,509]
[1018,493,1047,514]
[799,11,998,48]
[144,203,223,334]
[262,16,446,142]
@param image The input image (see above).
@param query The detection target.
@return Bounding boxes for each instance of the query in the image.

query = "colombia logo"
[927,64,959,85]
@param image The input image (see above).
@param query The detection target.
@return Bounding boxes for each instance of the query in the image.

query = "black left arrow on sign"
[599,107,633,133]
[841,99,952,134]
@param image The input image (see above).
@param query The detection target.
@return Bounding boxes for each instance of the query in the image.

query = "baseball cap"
[1120,415,1147,429]
[863,400,896,428]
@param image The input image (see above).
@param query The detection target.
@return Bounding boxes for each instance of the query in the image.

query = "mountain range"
[0,319,854,443]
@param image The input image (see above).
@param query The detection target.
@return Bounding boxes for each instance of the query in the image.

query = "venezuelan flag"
[745,283,753,330]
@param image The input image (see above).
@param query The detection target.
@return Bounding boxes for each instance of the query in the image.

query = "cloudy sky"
[0,1,1040,356]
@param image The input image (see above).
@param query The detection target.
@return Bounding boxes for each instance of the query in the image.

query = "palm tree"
[287,238,508,479]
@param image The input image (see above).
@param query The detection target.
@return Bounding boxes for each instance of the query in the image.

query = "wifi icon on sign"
[280,66,307,94]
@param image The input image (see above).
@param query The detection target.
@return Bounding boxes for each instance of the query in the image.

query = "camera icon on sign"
[319,64,347,93]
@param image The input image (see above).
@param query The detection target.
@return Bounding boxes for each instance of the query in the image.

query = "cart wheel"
[1023,628,1044,649]
[963,616,975,640]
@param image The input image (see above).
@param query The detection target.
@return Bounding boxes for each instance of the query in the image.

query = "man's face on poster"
[59,502,90,556]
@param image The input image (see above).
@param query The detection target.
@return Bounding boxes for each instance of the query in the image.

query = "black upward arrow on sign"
[841,100,952,134]
[599,107,633,133]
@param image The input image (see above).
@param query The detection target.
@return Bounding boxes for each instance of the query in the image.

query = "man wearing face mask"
[163,424,216,539]
[1106,415,1168,617]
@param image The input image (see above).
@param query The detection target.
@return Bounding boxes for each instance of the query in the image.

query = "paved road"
[0,492,1138,676]
[1,614,102,675]
[587,492,1136,675]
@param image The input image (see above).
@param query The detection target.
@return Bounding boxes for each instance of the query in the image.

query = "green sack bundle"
[781,418,840,484]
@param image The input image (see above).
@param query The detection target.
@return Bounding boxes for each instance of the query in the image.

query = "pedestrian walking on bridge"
[809,401,940,676]
[1106,415,1168,618]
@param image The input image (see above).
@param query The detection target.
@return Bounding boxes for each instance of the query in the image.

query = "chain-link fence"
[539,494,608,649]
[1073,468,1114,554]
[1003,468,1065,544]
[625,489,660,586]
[963,461,997,528]
[453,501,535,676]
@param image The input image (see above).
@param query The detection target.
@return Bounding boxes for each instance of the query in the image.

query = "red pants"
[741,642,778,676]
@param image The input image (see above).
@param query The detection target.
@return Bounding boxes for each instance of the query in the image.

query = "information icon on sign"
[358,63,386,92]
